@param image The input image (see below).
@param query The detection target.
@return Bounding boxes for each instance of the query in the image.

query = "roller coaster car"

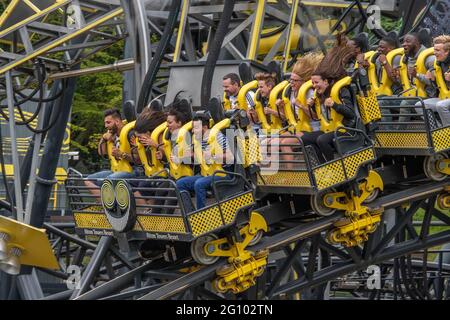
[256,128,376,196]
[67,173,259,265]
[374,96,450,181]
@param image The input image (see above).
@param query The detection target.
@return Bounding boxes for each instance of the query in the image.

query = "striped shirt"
[202,131,232,169]
[229,91,255,109]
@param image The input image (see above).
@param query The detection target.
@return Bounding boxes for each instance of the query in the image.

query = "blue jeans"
[176,174,229,209]
[87,170,136,186]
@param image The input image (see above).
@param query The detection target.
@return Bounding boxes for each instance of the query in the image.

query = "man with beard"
[84,108,138,197]
[402,32,437,97]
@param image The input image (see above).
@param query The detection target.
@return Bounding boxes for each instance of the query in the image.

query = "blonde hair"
[255,72,277,87]
[433,35,450,52]
[292,52,324,81]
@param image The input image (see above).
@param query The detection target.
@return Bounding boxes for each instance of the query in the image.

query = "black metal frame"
[375,96,450,156]
[256,132,376,193]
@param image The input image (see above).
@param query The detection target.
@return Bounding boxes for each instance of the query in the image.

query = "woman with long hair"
[301,35,358,163]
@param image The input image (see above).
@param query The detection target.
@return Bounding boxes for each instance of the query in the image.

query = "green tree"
[70,40,125,173]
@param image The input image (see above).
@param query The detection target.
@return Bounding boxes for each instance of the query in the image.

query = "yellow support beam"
[0,0,21,29]
[283,0,299,72]
[173,0,190,62]
[23,0,42,13]
[0,0,70,39]
[0,7,124,76]
[247,0,266,60]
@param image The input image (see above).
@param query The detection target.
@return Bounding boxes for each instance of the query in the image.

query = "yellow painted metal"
[173,0,190,62]
[204,211,267,260]
[281,83,297,131]
[257,171,311,187]
[258,24,300,57]
[0,215,59,270]
[162,122,194,180]
[236,129,261,168]
[0,0,69,39]
[254,89,271,130]
[0,0,21,28]
[73,212,111,229]
[23,0,42,13]
[283,0,299,72]
[214,250,268,294]
[375,132,429,149]
[321,171,384,247]
[193,118,231,177]
[0,7,123,76]
[363,170,384,193]
[207,212,269,294]
[328,211,382,247]
[188,192,255,237]
[356,90,382,124]
[435,59,450,99]
[399,47,435,97]
[315,76,351,132]
[296,80,315,132]
[267,80,288,129]
[237,80,258,111]
[432,127,450,153]
[136,122,167,177]
[301,1,369,8]
[374,48,404,96]
[135,215,186,234]
[437,158,450,175]
[107,121,133,173]
[247,0,266,60]
[437,186,450,210]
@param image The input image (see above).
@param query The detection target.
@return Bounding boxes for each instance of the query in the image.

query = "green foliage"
[70,40,124,172]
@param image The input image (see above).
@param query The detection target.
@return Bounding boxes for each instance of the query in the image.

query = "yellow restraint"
[314,77,351,132]
[377,48,404,96]
[399,47,435,97]
[162,122,194,180]
[296,80,315,132]
[364,50,404,96]
[107,121,134,173]
[254,81,287,131]
[435,59,450,99]
[237,80,258,111]
[193,119,231,177]
[136,122,167,177]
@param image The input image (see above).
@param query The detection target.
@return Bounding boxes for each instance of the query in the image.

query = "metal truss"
[0,0,124,78]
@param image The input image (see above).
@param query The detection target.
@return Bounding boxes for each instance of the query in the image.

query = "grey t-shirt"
[406,45,437,97]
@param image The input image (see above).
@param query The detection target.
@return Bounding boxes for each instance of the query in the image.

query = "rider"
[84,108,138,196]
[176,112,234,209]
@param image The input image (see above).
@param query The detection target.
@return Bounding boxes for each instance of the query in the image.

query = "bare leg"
[280,132,303,170]
[84,180,101,199]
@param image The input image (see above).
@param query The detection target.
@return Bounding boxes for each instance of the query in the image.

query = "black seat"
[149,98,163,112]
[123,100,136,122]
[334,120,369,155]
[267,60,283,83]
[418,28,432,47]
[387,31,400,47]
[212,166,248,201]
[179,190,195,213]
[208,97,225,123]
[239,62,253,84]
